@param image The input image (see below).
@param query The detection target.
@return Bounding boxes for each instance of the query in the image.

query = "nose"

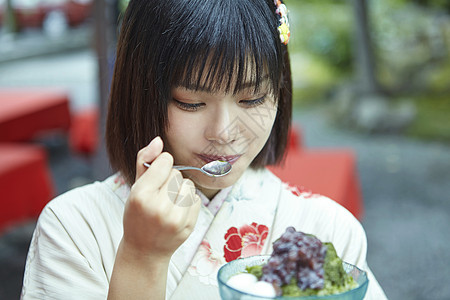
[204,105,237,144]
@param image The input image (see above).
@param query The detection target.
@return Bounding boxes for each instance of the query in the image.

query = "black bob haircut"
[106,0,292,185]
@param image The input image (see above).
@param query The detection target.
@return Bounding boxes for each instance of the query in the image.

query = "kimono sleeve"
[21,204,109,300]
[320,198,388,300]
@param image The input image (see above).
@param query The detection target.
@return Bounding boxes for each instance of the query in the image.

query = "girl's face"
[165,80,277,199]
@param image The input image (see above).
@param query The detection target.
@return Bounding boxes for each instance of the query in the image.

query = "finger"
[172,179,201,226]
[135,136,164,181]
[185,192,201,228]
[137,152,174,192]
[162,178,200,235]
[161,170,185,205]
[173,178,199,207]
[176,189,201,235]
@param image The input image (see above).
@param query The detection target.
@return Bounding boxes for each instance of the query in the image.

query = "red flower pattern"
[223,222,269,262]
[189,240,224,285]
[284,182,314,198]
[114,174,126,186]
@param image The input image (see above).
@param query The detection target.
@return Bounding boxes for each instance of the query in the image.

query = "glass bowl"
[217,255,368,300]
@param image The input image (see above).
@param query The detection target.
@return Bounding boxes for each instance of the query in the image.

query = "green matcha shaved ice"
[246,265,263,279]
[245,240,357,297]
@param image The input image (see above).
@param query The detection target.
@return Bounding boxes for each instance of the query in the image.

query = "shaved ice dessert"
[224,227,360,298]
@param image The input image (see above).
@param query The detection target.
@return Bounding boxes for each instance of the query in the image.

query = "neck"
[199,187,220,200]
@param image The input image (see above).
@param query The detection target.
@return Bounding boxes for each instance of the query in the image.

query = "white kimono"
[21,168,387,299]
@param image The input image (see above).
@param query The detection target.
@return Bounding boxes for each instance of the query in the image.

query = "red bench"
[69,107,99,155]
[0,88,71,142]
[0,144,54,233]
[0,88,70,233]
[268,127,363,220]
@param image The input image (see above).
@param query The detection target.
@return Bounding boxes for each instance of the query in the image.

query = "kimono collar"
[196,186,233,216]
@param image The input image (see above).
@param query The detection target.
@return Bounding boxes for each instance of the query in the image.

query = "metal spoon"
[143,160,232,177]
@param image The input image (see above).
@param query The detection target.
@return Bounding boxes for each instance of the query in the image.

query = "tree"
[344,0,416,132]
[2,0,18,34]
[352,0,380,96]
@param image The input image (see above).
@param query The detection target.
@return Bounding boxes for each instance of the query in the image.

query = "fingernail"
[147,136,162,148]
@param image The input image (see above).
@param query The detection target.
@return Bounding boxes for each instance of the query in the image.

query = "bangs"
[172,53,272,95]
[158,0,281,95]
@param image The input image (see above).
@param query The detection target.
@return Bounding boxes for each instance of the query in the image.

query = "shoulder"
[44,173,126,218]
[22,176,125,299]
[35,174,126,258]
[44,175,126,213]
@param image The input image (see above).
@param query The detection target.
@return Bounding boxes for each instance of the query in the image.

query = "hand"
[122,136,201,258]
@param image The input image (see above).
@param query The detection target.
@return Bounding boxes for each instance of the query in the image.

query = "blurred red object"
[287,125,302,150]
[0,143,54,233]
[0,0,92,32]
[69,108,98,155]
[0,88,71,142]
[268,127,363,220]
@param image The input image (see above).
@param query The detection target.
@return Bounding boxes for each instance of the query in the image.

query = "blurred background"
[0,0,449,299]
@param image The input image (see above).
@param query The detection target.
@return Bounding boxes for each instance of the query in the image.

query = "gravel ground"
[1,47,449,300]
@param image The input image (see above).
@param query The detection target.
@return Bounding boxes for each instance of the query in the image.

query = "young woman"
[21,0,387,299]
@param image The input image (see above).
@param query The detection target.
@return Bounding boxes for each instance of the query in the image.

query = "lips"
[197,154,242,165]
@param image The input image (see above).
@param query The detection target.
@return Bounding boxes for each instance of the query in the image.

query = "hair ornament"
[274,0,290,45]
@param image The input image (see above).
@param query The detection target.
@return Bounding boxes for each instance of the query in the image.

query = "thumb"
[135,136,164,181]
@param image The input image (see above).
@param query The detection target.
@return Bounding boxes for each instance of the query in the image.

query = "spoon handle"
[173,166,202,171]
[143,162,201,172]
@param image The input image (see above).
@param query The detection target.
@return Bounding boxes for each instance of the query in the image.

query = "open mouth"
[197,154,242,165]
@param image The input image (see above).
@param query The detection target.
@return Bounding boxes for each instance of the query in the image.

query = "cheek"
[166,107,205,148]
[166,108,190,148]
[242,103,277,141]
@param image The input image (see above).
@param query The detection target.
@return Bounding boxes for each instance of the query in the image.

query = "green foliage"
[428,62,450,91]
[407,0,450,12]
[290,52,340,108]
[285,0,353,72]
[407,96,450,142]
[286,0,450,142]
[119,0,130,12]
[285,0,354,109]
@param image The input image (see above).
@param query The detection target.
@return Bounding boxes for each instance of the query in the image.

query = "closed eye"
[172,99,205,111]
[239,96,266,108]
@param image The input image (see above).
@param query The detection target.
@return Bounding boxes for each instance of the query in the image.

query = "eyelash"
[239,96,266,108]
[172,99,204,111]
[172,96,267,112]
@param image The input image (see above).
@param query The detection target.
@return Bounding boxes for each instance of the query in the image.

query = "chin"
[183,169,242,190]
